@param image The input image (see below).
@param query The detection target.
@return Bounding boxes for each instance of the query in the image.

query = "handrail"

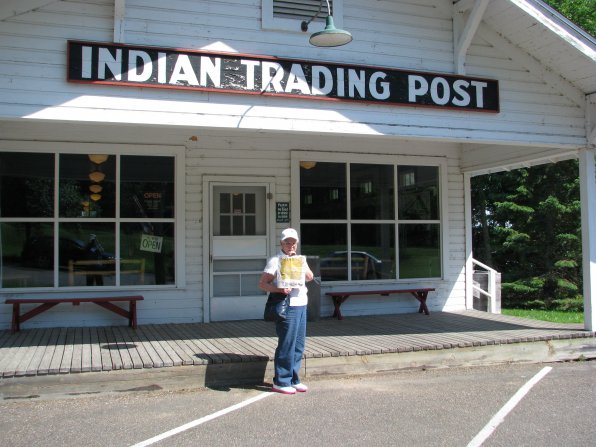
[472,258,498,313]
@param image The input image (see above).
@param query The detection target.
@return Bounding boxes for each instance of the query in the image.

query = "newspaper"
[277,255,306,288]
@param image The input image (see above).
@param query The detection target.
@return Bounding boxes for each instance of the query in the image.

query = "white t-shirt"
[263,251,308,307]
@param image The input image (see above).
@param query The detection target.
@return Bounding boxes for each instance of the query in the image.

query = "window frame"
[291,150,449,283]
[262,0,346,33]
[0,142,186,291]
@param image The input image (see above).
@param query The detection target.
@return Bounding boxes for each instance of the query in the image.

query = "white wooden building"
[0,0,594,330]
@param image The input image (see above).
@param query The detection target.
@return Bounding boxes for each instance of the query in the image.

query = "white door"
[209,183,271,321]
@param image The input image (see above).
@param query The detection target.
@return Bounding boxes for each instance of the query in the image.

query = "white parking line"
[130,391,274,447]
[467,366,553,447]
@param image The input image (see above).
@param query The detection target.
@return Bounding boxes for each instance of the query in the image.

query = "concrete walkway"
[0,310,594,398]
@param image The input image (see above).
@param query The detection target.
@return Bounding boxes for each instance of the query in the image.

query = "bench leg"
[331,296,348,320]
[11,303,20,333]
[130,300,137,329]
[412,291,430,315]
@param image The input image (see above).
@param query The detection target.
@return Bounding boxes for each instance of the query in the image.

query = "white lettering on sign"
[69,42,499,112]
[140,234,163,253]
[408,75,489,108]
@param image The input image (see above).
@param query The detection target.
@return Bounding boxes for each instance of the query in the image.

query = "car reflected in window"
[320,251,387,281]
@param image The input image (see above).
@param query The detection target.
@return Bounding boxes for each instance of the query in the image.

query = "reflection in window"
[0,152,177,289]
[0,152,54,218]
[301,223,347,282]
[398,166,439,220]
[59,223,115,287]
[60,154,116,218]
[398,224,441,279]
[300,161,441,281]
[121,156,174,219]
[351,164,394,220]
[121,223,175,286]
[300,162,346,219]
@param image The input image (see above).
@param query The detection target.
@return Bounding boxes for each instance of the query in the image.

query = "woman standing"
[259,228,314,394]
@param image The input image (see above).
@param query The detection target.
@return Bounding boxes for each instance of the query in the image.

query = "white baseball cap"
[280,228,299,242]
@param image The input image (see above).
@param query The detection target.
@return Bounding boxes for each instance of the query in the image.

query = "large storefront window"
[0,151,176,289]
[299,161,441,282]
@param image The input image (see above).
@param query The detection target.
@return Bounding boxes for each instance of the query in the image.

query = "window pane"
[213,259,265,272]
[2,223,54,287]
[232,193,243,213]
[214,275,240,296]
[59,223,116,286]
[232,216,243,235]
[245,216,256,235]
[351,164,394,220]
[241,273,262,295]
[300,162,346,219]
[220,216,231,236]
[398,224,441,278]
[0,152,54,218]
[398,166,439,220]
[121,223,175,286]
[301,223,347,282]
[60,154,116,218]
[245,194,255,213]
[220,193,230,213]
[121,155,175,218]
[352,224,395,280]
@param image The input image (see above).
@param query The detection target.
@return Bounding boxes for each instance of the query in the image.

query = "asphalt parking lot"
[1,361,594,447]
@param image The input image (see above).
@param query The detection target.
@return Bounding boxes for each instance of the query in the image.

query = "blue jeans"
[274,305,307,387]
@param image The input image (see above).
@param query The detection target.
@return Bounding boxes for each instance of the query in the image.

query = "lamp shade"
[89,171,106,183]
[89,184,103,193]
[90,193,102,202]
[88,154,109,164]
[309,16,352,47]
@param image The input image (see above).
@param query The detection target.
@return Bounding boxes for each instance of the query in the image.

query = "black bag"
[264,292,289,322]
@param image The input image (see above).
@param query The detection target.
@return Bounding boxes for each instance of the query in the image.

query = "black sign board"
[276,202,290,223]
[67,41,499,112]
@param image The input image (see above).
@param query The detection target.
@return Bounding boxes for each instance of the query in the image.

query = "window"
[0,151,178,289]
[298,160,442,282]
[262,0,345,32]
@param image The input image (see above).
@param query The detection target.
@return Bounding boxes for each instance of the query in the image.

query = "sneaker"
[272,384,296,395]
[292,383,308,392]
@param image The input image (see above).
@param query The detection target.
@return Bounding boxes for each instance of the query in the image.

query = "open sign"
[140,234,163,253]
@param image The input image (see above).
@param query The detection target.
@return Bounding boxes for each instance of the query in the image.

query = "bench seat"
[325,288,435,320]
[4,296,143,333]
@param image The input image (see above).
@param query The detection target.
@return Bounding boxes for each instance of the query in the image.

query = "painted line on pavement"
[467,366,553,447]
[130,391,274,447]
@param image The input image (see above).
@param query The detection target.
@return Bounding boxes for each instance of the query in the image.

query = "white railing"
[472,258,499,313]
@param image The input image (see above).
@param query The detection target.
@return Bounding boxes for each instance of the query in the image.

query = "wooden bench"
[4,295,143,333]
[325,288,435,320]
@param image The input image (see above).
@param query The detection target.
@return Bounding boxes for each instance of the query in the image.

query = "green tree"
[544,0,595,36]
[471,161,583,310]
[471,0,592,311]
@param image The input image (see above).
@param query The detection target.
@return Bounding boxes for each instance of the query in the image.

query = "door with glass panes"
[209,184,270,321]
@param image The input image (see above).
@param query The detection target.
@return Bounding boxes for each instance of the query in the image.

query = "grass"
[502,308,584,324]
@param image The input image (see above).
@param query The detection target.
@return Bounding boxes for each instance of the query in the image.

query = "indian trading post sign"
[67,41,499,112]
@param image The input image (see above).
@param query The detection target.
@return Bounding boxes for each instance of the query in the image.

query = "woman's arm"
[259,272,292,295]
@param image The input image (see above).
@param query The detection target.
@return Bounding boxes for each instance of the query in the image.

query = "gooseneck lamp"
[301,0,352,47]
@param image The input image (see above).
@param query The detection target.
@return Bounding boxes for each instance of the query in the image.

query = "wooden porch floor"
[0,310,593,380]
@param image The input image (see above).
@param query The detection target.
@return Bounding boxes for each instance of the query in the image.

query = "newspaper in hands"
[277,255,306,288]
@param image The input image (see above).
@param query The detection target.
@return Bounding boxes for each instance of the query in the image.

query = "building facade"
[1,0,594,329]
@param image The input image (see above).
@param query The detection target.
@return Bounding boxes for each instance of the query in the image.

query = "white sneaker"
[292,383,308,392]
[272,384,296,395]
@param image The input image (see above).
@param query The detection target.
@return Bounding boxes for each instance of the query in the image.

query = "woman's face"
[281,238,298,256]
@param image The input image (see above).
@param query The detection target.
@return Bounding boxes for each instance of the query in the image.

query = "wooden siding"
[0,0,587,149]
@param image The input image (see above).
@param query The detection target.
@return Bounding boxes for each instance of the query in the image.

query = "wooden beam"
[114,0,125,43]
[454,0,489,75]
[579,148,596,331]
